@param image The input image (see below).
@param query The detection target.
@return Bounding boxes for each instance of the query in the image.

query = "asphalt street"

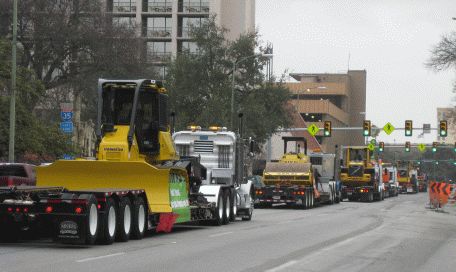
[1,193,455,272]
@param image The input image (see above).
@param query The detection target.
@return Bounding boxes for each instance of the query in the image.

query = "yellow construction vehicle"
[256,137,337,209]
[0,79,254,245]
[339,146,384,202]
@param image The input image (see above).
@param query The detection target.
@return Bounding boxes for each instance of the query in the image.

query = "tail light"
[7,207,13,213]
[15,207,20,213]
[45,206,53,213]
[75,207,83,214]
[97,204,101,210]
[7,177,13,186]
[23,207,29,213]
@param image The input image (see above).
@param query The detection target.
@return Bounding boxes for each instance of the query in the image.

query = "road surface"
[1,193,455,272]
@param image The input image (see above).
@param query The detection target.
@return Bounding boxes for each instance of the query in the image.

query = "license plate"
[272,196,280,200]
[347,192,353,195]
[407,188,413,192]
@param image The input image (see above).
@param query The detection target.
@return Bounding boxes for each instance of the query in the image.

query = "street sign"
[307,124,320,136]
[60,122,73,133]
[367,143,375,151]
[418,143,426,152]
[60,111,73,121]
[60,102,73,112]
[383,122,395,135]
[423,124,431,134]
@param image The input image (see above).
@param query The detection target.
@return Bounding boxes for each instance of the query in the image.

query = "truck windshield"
[0,166,27,177]
[101,87,135,125]
[349,149,365,161]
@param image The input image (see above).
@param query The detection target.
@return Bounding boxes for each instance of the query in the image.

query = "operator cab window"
[135,90,160,154]
[101,87,135,125]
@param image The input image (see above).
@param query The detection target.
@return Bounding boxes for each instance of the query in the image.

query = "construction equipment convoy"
[0,79,254,245]
[255,137,338,209]
[339,146,384,202]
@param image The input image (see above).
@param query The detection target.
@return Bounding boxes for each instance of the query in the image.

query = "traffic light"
[405,120,412,136]
[363,120,371,136]
[324,121,332,137]
[405,141,411,152]
[432,142,438,152]
[378,142,384,152]
[439,120,447,137]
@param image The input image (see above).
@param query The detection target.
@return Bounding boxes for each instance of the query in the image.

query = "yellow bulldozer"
[0,79,254,245]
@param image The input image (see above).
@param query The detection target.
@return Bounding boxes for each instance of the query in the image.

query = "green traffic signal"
[432,147,437,152]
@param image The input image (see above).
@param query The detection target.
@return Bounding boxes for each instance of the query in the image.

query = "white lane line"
[76,252,126,263]
[208,231,233,238]
[265,260,298,272]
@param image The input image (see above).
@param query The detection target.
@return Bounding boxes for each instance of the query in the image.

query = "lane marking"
[265,260,298,272]
[209,231,233,238]
[76,252,125,263]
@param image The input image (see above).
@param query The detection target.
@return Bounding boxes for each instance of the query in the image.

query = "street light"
[230,53,273,129]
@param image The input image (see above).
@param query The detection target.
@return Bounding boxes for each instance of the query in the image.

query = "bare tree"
[427,32,456,91]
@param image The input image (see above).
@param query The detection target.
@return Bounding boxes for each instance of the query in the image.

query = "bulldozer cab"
[96,79,176,162]
[345,147,372,167]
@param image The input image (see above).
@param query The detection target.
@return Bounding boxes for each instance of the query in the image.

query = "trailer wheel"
[116,197,132,242]
[131,197,147,240]
[84,195,99,245]
[229,188,237,222]
[98,197,117,245]
[213,189,224,226]
[222,189,230,225]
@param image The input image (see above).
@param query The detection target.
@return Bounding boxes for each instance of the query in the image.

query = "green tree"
[166,17,291,143]
[0,38,73,162]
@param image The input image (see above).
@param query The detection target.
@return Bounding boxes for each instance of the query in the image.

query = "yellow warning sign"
[383,122,395,135]
[307,124,320,136]
[418,143,426,152]
[368,143,375,151]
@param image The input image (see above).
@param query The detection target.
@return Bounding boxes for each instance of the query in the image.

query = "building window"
[143,0,172,12]
[179,17,208,38]
[179,41,199,54]
[113,0,136,12]
[301,113,323,122]
[145,17,172,37]
[147,41,172,62]
[179,0,210,13]
[113,16,135,29]
[154,65,168,80]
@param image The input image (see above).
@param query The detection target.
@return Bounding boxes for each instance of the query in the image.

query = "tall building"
[282,70,367,155]
[107,0,256,79]
[437,107,456,144]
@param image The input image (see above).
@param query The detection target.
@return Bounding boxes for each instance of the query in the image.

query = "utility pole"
[9,0,18,162]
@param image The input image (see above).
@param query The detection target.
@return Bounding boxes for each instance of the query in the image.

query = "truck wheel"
[222,189,230,225]
[131,197,147,240]
[213,190,224,226]
[302,193,308,209]
[83,195,99,245]
[116,197,132,242]
[310,191,315,208]
[242,188,254,221]
[229,188,237,222]
[368,192,374,202]
[98,197,117,245]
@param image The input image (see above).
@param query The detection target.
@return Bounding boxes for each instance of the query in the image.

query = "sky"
[256,0,455,144]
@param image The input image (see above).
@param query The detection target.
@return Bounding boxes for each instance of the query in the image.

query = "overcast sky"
[256,0,455,144]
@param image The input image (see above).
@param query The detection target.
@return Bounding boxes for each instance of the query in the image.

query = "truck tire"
[116,197,132,242]
[310,191,314,208]
[242,188,254,221]
[222,189,230,225]
[303,192,308,209]
[229,188,236,222]
[98,197,117,245]
[131,196,147,240]
[368,192,374,202]
[83,194,99,245]
[213,189,224,226]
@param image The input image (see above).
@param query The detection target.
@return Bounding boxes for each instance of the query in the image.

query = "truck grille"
[348,166,364,177]
[194,140,214,153]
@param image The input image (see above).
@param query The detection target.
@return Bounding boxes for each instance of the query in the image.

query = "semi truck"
[255,137,337,209]
[381,162,399,198]
[172,126,255,221]
[339,146,384,202]
[0,79,254,245]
